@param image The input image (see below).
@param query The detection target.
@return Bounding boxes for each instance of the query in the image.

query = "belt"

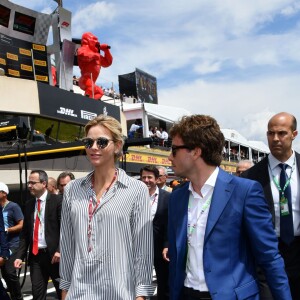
[38,248,48,253]
[183,287,211,299]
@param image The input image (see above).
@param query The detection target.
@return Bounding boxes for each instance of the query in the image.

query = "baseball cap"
[0,182,9,194]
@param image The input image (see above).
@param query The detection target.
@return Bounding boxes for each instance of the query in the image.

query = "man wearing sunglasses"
[167,115,291,300]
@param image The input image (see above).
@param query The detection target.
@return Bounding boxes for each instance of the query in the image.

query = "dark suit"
[153,188,170,300]
[242,153,300,299]
[16,192,62,300]
[169,169,291,300]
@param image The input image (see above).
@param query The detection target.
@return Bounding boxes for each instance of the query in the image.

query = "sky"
[9,0,300,151]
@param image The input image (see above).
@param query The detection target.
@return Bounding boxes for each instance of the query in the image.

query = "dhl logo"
[19,48,31,56]
[34,60,46,66]
[32,44,45,51]
[21,64,33,72]
[35,75,48,82]
[8,69,20,77]
[7,53,18,61]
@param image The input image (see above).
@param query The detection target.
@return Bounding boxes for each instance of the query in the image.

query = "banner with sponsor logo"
[0,33,48,82]
[37,82,120,125]
[125,151,171,166]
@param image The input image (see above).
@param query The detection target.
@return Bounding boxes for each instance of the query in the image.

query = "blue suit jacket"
[168,168,291,300]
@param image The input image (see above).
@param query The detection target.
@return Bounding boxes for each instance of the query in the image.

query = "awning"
[143,103,191,123]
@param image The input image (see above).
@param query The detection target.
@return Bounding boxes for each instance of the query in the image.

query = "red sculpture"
[51,65,57,86]
[77,32,113,100]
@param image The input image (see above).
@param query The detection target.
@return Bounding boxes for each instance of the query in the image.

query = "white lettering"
[57,107,77,117]
[81,110,97,120]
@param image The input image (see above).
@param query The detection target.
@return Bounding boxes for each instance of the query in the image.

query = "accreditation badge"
[280,196,290,216]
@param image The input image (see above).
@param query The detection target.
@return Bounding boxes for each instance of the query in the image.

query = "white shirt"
[161,131,168,141]
[268,152,300,236]
[129,124,141,132]
[150,186,159,221]
[34,190,48,249]
[155,130,162,138]
[184,167,219,292]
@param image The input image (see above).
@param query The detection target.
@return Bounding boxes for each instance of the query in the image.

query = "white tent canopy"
[143,103,191,124]
[122,102,191,123]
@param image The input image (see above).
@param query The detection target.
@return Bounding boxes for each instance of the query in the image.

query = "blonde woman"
[60,115,154,300]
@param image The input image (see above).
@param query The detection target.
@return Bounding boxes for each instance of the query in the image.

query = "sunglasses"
[171,145,193,157]
[82,137,114,149]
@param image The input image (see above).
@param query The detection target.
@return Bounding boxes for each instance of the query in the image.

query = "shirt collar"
[188,166,219,198]
[268,151,295,171]
[81,168,129,190]
[150,186,159,198]
[37,190,48,202]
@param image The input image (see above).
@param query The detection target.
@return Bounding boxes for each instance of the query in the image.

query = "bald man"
[236,160,254,176]
[242,112,300,299]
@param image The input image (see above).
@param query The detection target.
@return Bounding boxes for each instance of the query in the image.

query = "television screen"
[0,4,11,28]
[13,11,36,36]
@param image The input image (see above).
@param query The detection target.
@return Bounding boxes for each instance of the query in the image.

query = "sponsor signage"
[0,33,48,82]
[38,82,121,125]
[125,152,171,166]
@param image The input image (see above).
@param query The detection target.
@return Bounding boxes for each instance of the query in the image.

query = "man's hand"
[0,257,6,267]
[61,290,68,300]
[51,252,60,264]
[14,259,23,269]
[162,247,169,262]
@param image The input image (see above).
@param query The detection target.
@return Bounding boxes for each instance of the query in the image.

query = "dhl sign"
[125,152,171,166]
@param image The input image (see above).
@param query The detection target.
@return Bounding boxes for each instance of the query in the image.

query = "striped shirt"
[59,168,155,299]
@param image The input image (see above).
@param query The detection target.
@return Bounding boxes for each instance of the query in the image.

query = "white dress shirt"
[268,151,300,236]
[34,190,48,249]
[184,167,219,292]
[150,186,159,221]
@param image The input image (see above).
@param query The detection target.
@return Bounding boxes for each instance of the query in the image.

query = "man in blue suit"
[167,114,291,300]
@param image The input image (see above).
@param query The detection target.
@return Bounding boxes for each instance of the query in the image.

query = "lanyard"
[3,200,9,210]
[187,195,212,245]
[87,169,117,252]
[151,193,158,206]
[269,158,295,198]
[35,199,42,221]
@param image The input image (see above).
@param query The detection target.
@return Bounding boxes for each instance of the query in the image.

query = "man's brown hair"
[169,115,225,166]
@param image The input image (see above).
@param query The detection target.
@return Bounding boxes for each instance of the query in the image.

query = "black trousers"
[30,249,61,300]
[0,278,10,300]
[154,257,169,300]
[183,287,212,300]
[278,237,300,300]
[1,248,23,300]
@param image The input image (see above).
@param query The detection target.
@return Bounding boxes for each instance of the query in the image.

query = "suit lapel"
[155,190,163,217]
[175,185,189,251]
[44,193,51,234]
[204,170,234,241]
